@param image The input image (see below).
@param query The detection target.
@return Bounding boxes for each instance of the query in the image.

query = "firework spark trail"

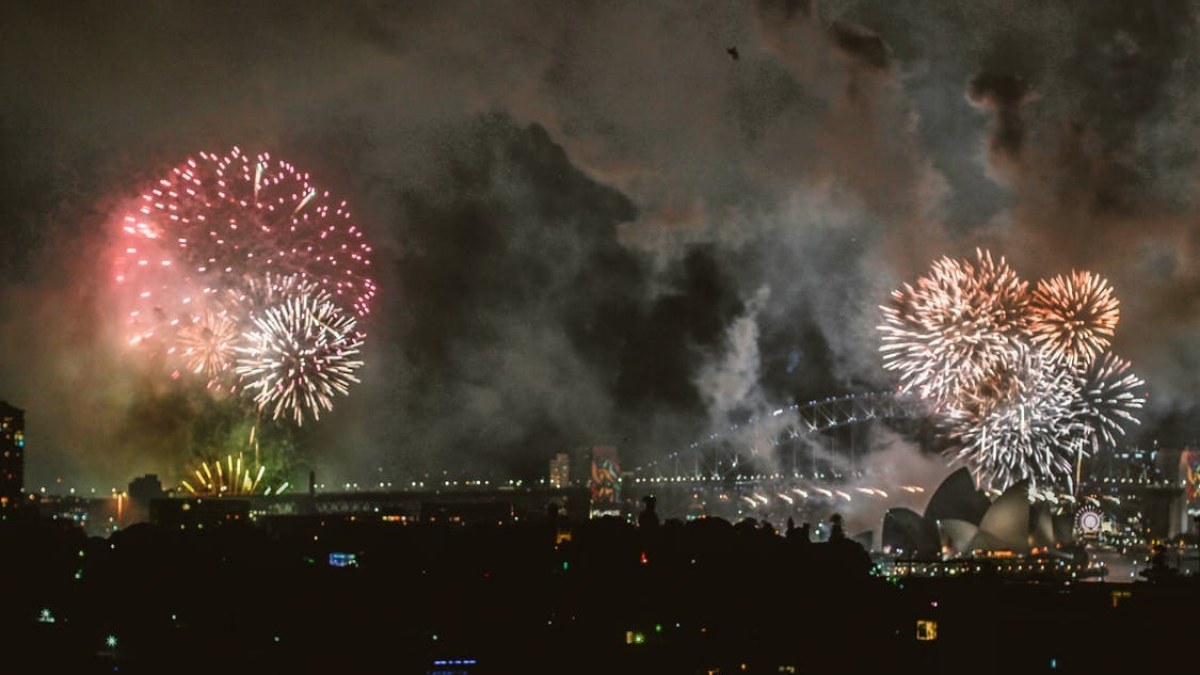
[235,291,364,426]
[1030,271,1120,366]
[180,453,283,496]
[114,146,376,361]
[223,272,320,321]
[943,345,1085,491]
[878,248,1030,407]
[1072,352,1145,448]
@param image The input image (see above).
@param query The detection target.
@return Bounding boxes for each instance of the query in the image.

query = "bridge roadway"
[242,477,898,523]
[246,485,592,519]
[239,393,928,521]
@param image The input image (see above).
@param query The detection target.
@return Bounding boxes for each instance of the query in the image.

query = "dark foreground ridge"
[2,509,1196,675]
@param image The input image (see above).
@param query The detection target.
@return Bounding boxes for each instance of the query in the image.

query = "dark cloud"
[305,116,747,479]
[967,72,1031,157]
[831,21,891,70]
[378,116,664,475]
[757,0,814,25]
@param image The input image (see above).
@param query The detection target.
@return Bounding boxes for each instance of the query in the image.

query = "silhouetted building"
[127,474,166,525]
[1140,484,1186,540]
[0,400,25,506]
[150,497,250,529]
[129,474,165,502]
[638,495,659,528]
[421,501,515,525]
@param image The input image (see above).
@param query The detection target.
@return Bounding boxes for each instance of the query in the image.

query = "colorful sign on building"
[1181,448,1200,507]
[590,446,620,506]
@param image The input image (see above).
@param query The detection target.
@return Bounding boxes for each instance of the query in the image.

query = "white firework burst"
[1071,351,1145,449]
[235,291,364,426]
[879,248,1031,408]
[944,345,1085,492]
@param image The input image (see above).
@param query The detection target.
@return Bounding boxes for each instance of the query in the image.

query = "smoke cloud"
[0,0,1194,490]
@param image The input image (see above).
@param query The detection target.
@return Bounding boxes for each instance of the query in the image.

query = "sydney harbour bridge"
[246,391,936,519]
[632,391,932,483]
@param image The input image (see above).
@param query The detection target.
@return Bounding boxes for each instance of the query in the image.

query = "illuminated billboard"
[1182,448,1200,508]
[590,446,620,506]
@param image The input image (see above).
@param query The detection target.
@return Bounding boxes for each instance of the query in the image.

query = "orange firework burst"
[1030,271,1119,366]
[177,310,240,382]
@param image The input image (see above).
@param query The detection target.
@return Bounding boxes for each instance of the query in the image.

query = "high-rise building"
[549,452,571,488]
[1,400,25,506]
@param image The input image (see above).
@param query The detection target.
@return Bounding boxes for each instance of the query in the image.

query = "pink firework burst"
[114,147,376,358]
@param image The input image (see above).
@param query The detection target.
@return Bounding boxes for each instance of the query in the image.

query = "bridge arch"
[635,391,930,481]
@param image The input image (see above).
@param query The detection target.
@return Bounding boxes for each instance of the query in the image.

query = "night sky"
[0,0,1195,489]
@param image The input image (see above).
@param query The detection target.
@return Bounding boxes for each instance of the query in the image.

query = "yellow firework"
[180,452,289,497]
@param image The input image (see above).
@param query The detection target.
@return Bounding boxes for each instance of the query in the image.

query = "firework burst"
[192,273,325,392]
[177,310,240,382]
[880,252,1146,492]
[1030,271,1119,366]
[944,346,1084,491]
[235,291,364,426]
[180,452,289,497]
[114,146,376,359]
[114,148,376,423]
[1072,352,1145,448]
[223,272,320,321]
[879,248,1030,406]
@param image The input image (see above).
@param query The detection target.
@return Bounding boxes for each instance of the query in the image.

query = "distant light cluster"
[879,249,1144,491]
[114,147,375,425]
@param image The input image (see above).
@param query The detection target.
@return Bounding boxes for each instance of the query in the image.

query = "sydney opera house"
[880,468,1076,559]
[876,460,1198,583]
